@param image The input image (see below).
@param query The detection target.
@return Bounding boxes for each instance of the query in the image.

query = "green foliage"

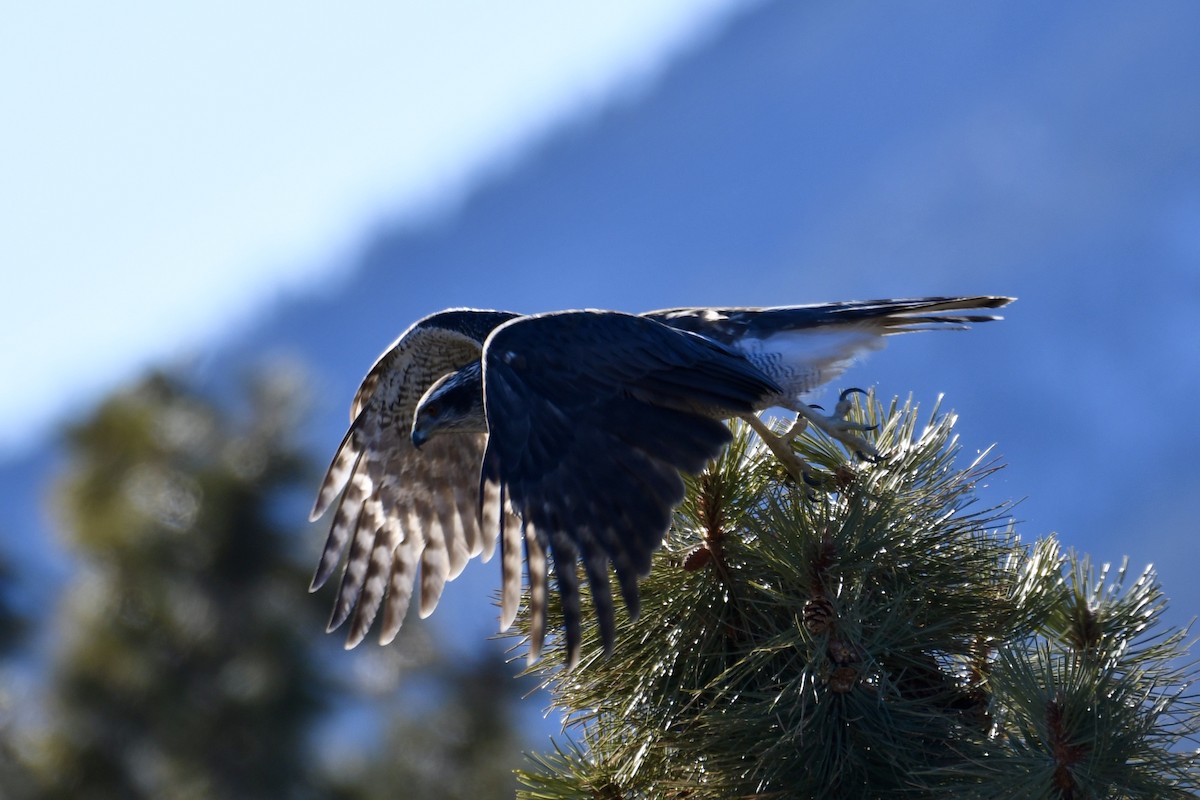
[956,555,1200,799]
[325,645,525,800]
[514,395,1200,799]
[0,555,27,657]
[9,367,531,800]
[0,552,35,799]
[29,370,328,799]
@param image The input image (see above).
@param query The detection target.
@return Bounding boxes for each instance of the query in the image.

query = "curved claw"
[839,387,868,403]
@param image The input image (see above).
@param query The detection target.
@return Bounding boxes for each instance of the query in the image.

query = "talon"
[789,395,881,462]
[832,388,870,422]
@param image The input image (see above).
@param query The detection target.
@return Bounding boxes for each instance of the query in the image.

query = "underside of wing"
[329,431,493,647]
[309,310,521,648]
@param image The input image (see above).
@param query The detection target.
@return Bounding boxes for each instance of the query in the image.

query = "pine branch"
[511,394,1199,799]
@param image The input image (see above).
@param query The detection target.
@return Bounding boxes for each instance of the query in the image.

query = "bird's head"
[411,362,488,449]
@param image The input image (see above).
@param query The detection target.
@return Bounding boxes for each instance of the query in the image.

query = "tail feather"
[703,296,1015,400]
[647,296,1013,342]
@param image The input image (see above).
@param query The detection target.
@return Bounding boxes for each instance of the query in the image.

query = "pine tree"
[323,644,527,800]
[0,552,35,799]
[513,394,1200,799]
[30,370,329,799]
[0,554,26,658]
[16,367,532,800]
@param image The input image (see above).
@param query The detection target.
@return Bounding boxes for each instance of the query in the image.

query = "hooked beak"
[411,426,429,450]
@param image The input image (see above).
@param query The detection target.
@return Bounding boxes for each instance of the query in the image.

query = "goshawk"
[310,296,1012,667]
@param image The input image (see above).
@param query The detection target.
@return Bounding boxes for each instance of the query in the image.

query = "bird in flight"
[309,297,1012,667]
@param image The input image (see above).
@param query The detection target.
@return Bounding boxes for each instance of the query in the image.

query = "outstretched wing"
[479,311,782,667]
[309,309,518,648]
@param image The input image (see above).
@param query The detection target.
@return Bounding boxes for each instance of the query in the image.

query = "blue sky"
[0,0,751,455]
[4,0,1199,765]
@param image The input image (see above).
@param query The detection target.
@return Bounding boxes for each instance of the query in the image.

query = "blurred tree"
[0,555,26,656]
[515,396,1200,798]
[28,370,329,799]
[0,551,35,799]
[322,642,527,800]
[18,367,531,799]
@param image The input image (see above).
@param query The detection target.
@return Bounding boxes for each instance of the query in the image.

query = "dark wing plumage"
[312,297,1011,664]
[309,309,519,648]
[478,311,783,667]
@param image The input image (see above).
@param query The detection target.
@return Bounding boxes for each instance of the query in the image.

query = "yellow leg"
[741,413,818,487]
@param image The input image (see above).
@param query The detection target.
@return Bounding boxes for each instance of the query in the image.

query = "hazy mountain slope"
[6,0,1199,655]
